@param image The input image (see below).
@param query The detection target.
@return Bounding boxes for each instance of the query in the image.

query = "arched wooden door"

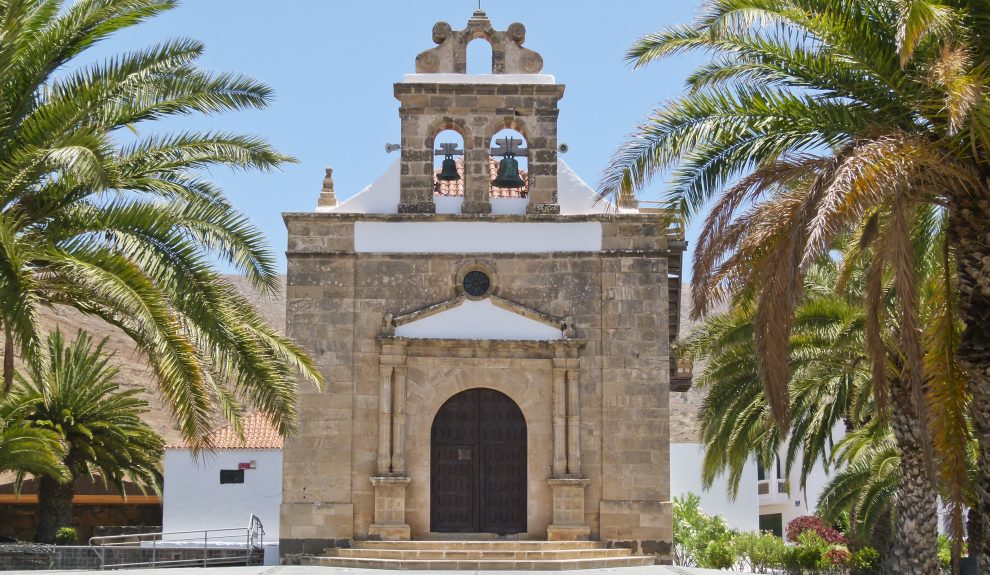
[430,388,527,534]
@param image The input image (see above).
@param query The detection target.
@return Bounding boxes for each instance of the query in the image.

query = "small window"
[220,469,244,484]
[759,513,783,537]
[462,270,491,297]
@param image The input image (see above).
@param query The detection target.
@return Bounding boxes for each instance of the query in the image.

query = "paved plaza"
[0,567,758,575]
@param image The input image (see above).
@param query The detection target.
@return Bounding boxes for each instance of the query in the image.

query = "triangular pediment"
[391,296,566,341]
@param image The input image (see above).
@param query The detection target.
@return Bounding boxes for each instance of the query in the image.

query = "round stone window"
[462,270,492,297]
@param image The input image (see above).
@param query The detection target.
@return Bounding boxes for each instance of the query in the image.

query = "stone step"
[301,555,656,570]
[328,547,633,560]
[347,540,605,551]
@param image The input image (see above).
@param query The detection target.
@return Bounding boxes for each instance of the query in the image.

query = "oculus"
[462,270,491,297]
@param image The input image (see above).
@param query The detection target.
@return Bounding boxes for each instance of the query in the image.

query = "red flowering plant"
[786,515,847,545]
[825,547,852,567]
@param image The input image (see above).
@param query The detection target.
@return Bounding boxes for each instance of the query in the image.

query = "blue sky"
[85,1,706,271]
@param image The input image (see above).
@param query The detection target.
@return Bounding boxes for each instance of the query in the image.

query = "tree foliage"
[0,0,322,444]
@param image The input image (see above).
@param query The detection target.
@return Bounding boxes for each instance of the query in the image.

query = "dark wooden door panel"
[431,388,526,534]
[430,444,476,532]
[480,444,527,533]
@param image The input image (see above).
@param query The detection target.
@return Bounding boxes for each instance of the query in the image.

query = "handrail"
[89,514,264,570]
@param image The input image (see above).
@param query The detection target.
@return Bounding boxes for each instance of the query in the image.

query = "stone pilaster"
[552,364,567,476]
[547,478,590,541]
[377,366,393,475]
[566,367,581,475]
[369,476,412,541]
[390,365,407,475]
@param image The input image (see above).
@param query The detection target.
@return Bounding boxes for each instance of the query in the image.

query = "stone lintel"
[376,336,586,354]
[284,212,664,223]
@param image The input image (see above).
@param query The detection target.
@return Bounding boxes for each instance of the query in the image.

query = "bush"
[825,547,851,568]
[849,546,881,575]
[786,515,847,545]
[733,531,785,573]
[699,538,735,569]
[54,527,77,545]
[672,493,733,566]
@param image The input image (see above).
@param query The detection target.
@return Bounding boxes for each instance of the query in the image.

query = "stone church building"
[280,10,688,567]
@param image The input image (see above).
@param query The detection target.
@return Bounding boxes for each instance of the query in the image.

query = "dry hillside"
[0,276,285,446]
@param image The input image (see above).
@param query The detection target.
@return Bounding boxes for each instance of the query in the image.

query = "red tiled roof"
[434,158,528,198]
[168,413,282,450]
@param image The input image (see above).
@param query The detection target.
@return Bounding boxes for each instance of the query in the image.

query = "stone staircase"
[301,540,656,570]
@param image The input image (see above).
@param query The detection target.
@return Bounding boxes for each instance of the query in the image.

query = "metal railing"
[89,515,264,570]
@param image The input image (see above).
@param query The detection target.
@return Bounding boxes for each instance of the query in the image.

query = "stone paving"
[0,566,759,575]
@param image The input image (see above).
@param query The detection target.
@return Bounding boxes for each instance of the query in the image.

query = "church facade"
[280,11,686,563]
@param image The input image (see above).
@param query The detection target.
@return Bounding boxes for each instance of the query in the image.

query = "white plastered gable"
[390,296,566,341]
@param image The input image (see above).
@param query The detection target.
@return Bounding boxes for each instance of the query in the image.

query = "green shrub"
[54,527,77,545]
[699,538,735,569]
[733,531,785,573]
[849,546,881,575]
[672,493,733,566]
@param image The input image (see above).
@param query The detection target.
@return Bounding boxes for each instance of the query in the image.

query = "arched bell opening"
[430,388,527,535]
[432,129,466,214]
[466,36,494,74]
[488,128,529,201]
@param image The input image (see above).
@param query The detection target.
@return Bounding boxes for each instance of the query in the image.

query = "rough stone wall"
[281,213,672,561]
[0,503,161,543]
[395,83,564,215]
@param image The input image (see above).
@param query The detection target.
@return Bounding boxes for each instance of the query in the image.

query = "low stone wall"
[0,544,261,570]
[0,502,161,542]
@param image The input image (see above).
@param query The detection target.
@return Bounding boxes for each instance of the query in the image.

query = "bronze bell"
[492,156,524,188]
[437,156,460,181]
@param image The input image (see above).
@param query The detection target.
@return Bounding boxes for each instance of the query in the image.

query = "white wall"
[394,299,563,340]
[671,443,760,532]
[354,221,602,253]
[162,449,282,540]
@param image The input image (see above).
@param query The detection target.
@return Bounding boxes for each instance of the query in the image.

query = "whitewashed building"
[163,413,283,540]
[670,441,837,536]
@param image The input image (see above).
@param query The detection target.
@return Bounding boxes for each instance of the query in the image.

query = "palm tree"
[3,329,163,543]
[816,421,899,548]
[685,229,971,571]
[599,1,987,570]
[685,259,872,500]
[0,419,67,481]
[0,0,322,443]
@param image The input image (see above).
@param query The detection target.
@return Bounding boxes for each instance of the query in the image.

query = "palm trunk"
[883,376,939,575]
[34,475,73,544]
[949,188,990,572]
[3,324,13,395]
[967,507,983,564]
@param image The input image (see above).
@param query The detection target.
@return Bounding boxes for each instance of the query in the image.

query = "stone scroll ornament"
[415,11,544,74]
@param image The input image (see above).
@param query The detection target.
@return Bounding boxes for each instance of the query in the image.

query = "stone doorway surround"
[370,297,589,542]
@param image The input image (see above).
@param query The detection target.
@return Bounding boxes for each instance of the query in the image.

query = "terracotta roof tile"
[168,413,282,450]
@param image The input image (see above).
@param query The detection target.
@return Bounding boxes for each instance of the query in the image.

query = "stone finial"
[415,11,544,74]
[318,167,337,209]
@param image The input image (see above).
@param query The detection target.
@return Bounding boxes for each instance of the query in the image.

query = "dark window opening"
[759,513,783,537]
[220,469,244,484]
